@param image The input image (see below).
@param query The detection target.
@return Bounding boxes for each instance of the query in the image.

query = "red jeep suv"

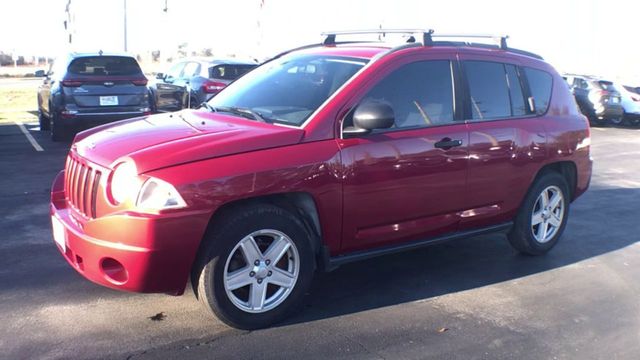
[50,30,592,329]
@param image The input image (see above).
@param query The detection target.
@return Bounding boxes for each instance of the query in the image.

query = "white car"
[613,84,640,126]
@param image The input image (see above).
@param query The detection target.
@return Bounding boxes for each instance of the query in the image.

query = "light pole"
[123,0,128,52]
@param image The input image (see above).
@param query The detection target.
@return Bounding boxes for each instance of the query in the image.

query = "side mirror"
[155,72,165,80]
[34,70,46,77]
[343,101,395,136]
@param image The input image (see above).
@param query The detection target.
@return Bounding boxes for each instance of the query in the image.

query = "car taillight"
[201,81,226,93]
[131,79,148,86]
[632,95,640,102]
[61,80,83,87]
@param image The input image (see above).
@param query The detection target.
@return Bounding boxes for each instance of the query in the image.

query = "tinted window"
[67,56,142,76]
[505,65,527,116]
[208,55,366,126]
[464,61,511,120]
[524,68,553,115]
[209,64,257,80]
[361,60,454,129]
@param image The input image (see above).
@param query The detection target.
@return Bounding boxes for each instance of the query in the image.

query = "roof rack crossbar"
[322,29,435,46]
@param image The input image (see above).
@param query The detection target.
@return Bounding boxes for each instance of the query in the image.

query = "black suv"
[564,74,623,126]
[149,58,257,112]
[37,52,158,141]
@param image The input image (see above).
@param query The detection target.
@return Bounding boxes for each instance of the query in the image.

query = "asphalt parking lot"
[1,121,639,359]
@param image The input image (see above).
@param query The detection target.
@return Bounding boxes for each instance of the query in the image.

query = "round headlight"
[109,161,139,204]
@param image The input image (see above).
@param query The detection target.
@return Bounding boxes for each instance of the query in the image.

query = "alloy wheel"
[223,229,299,313]
[531,185,565,243]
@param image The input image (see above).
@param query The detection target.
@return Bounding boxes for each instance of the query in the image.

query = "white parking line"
[15,121,44,152]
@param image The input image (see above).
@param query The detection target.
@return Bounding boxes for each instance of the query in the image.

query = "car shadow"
[279,186,640,326]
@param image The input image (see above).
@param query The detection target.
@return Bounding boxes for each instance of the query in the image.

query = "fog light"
[100,257,128,284]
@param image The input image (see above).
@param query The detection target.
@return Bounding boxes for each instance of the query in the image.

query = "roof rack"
[320,29,543,60]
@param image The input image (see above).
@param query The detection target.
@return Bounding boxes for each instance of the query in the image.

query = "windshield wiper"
[199,102,216,112]
[214,106,270,123]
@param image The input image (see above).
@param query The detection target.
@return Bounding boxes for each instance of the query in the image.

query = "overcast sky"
[1,0,639,83]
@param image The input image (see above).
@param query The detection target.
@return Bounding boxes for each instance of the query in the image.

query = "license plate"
[51,216,66,252]
[99,96,118,106]
[611,97,619,103]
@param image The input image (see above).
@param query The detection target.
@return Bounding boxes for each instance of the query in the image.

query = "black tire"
[38,111,50,131]
[609,117,623,126]
[50,113,66,142]
[624,114,640,127]
[508,171,570,255]
[193,204,315,329]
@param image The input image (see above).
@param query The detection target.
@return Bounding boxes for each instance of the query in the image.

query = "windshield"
[207,54,368,126]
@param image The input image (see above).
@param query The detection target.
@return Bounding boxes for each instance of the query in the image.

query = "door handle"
[434,138,463,150]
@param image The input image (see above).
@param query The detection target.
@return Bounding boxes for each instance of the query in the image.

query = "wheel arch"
[533,161,578,201]
[194,192,323,263]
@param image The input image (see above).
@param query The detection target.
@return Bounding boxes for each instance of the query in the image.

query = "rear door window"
[524,68,553,115]
[464,61,511,120]
[209,64,257,80]
[67,56,142,76]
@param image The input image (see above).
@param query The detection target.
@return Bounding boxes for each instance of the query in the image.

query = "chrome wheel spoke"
[248,282,268,310]
[540,190,550,208]
[225,267,253,291]
[549,192,562,210]
[263,235,290,264]
[240,236,262,263]
[268,268,296,288]
[548,214,562,228]
[532,211,544,226]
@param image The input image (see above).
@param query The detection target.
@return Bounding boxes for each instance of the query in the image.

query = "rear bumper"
[594,105,623,119]
[58,110,148,130]
[50,170,209,295]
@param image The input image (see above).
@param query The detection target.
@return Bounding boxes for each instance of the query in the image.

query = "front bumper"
[50,170,209,295]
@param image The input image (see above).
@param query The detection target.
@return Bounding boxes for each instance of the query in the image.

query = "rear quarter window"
[524,68,553,115]
[209,64,257,80]
[68,56,143,76]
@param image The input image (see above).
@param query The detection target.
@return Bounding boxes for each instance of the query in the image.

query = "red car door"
[458,56,547,230]
[338,57,469,253]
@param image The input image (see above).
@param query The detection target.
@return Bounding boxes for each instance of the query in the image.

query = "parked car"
[149,58,257,112]
[50,30,592,329]
[616,84,640,126]
[564,74,623,126]
[37,52,157,141]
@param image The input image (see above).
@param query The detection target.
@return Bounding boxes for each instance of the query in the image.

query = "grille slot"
[64,155,102,218]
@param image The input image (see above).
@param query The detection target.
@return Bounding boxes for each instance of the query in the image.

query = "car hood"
[73,110,305,173]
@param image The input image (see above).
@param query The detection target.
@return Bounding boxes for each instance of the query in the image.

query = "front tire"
[508,172,570,255]
[194,204,315,329]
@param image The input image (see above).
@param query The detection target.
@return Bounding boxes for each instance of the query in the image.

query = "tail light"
[131,79,148,86]
[61,80,83,87]
[631,95,640,102]
[201,81,226,93]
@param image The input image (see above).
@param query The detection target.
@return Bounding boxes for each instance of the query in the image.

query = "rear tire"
[50,113,66,142]
[193,204,315,329]
[38,111,50,131]
[508,172,570,255]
